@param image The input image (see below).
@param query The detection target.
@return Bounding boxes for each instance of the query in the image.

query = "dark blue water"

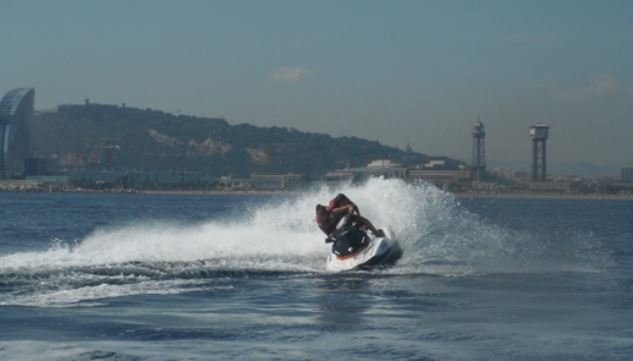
[1,179,632,360]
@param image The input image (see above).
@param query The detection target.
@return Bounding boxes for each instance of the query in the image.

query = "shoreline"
[139,189,298,196]
[2,187,633,201]
[453,192,633,201]
[106,188,633,201]
[142,190,633,201]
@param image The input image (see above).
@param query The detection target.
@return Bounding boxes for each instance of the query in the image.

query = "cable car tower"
[529,124,549,181]
[471,118,486,183]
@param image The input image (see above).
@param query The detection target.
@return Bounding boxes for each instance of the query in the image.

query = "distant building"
[324,159,408,182]
[26,175,69,183]
[471,119,486,182]
[424,159,447,169]
[407,168,470,191]
[218,173,304,191]
[65,169,215,188]
[0,179,40,191]
[525,180,571,193]
[0,88,34,178]
[323,170,355,184]
[622,168,633,183]
[529,124,549,181]
[325,159,469,188]
[355,159,407,179]
[24,157,52,176]
[218,175,251,191]
[249,173,303,190]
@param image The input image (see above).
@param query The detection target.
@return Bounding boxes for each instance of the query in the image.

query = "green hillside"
[33,103,461,176]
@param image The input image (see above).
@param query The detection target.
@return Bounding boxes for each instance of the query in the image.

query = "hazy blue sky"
[1,0,632,173]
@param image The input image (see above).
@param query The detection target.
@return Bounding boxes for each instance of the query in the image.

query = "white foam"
[0,279,210,307]
[0,178,613,306]
[1,178,612,274]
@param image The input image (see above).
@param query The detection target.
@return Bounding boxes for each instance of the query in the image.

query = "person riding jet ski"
[315,193,385,241]
[317,194,401,271]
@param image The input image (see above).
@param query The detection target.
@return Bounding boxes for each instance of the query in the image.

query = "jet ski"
[325,214,403,272]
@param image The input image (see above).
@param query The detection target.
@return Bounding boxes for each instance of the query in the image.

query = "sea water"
[0,178,631,360]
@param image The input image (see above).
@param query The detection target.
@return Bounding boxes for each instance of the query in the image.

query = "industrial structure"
[0,88,34,179]
[529,124,549,181]
[621,168,633,183]
[471,119,486,183]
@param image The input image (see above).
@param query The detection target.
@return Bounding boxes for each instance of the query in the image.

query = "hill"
[33,103,462,177]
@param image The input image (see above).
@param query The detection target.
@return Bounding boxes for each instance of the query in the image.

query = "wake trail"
[0,178,612,306]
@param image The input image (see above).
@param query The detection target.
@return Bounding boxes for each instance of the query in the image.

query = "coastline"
[143,190,633,201]
[139,189,297,196]
[453,191,633,201]
[2,187,633,201]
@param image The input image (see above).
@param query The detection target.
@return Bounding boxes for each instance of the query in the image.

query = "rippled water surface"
[1,179,632,360]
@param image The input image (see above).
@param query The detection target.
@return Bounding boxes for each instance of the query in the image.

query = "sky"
[1,0,632,174]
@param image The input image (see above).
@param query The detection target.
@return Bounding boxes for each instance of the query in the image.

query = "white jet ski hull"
[326,228,402,272]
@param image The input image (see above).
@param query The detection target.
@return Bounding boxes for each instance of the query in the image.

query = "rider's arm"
[331,204,354,215]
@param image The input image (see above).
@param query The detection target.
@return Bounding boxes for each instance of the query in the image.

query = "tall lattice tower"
[529,124,549,181]
[471,119,486,183]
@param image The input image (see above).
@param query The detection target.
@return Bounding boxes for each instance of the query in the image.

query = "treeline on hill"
[32,103,461,177]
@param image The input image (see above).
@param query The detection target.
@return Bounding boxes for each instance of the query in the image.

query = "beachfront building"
[0,88,35,179]
[525,180,571,193]
[363,159,408,178]
[249,173,303,190]
[321,160,408,185]
[407,168,471,191]
[324,159,471,189]
[323,170,356,185]
[65,170,216,189]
